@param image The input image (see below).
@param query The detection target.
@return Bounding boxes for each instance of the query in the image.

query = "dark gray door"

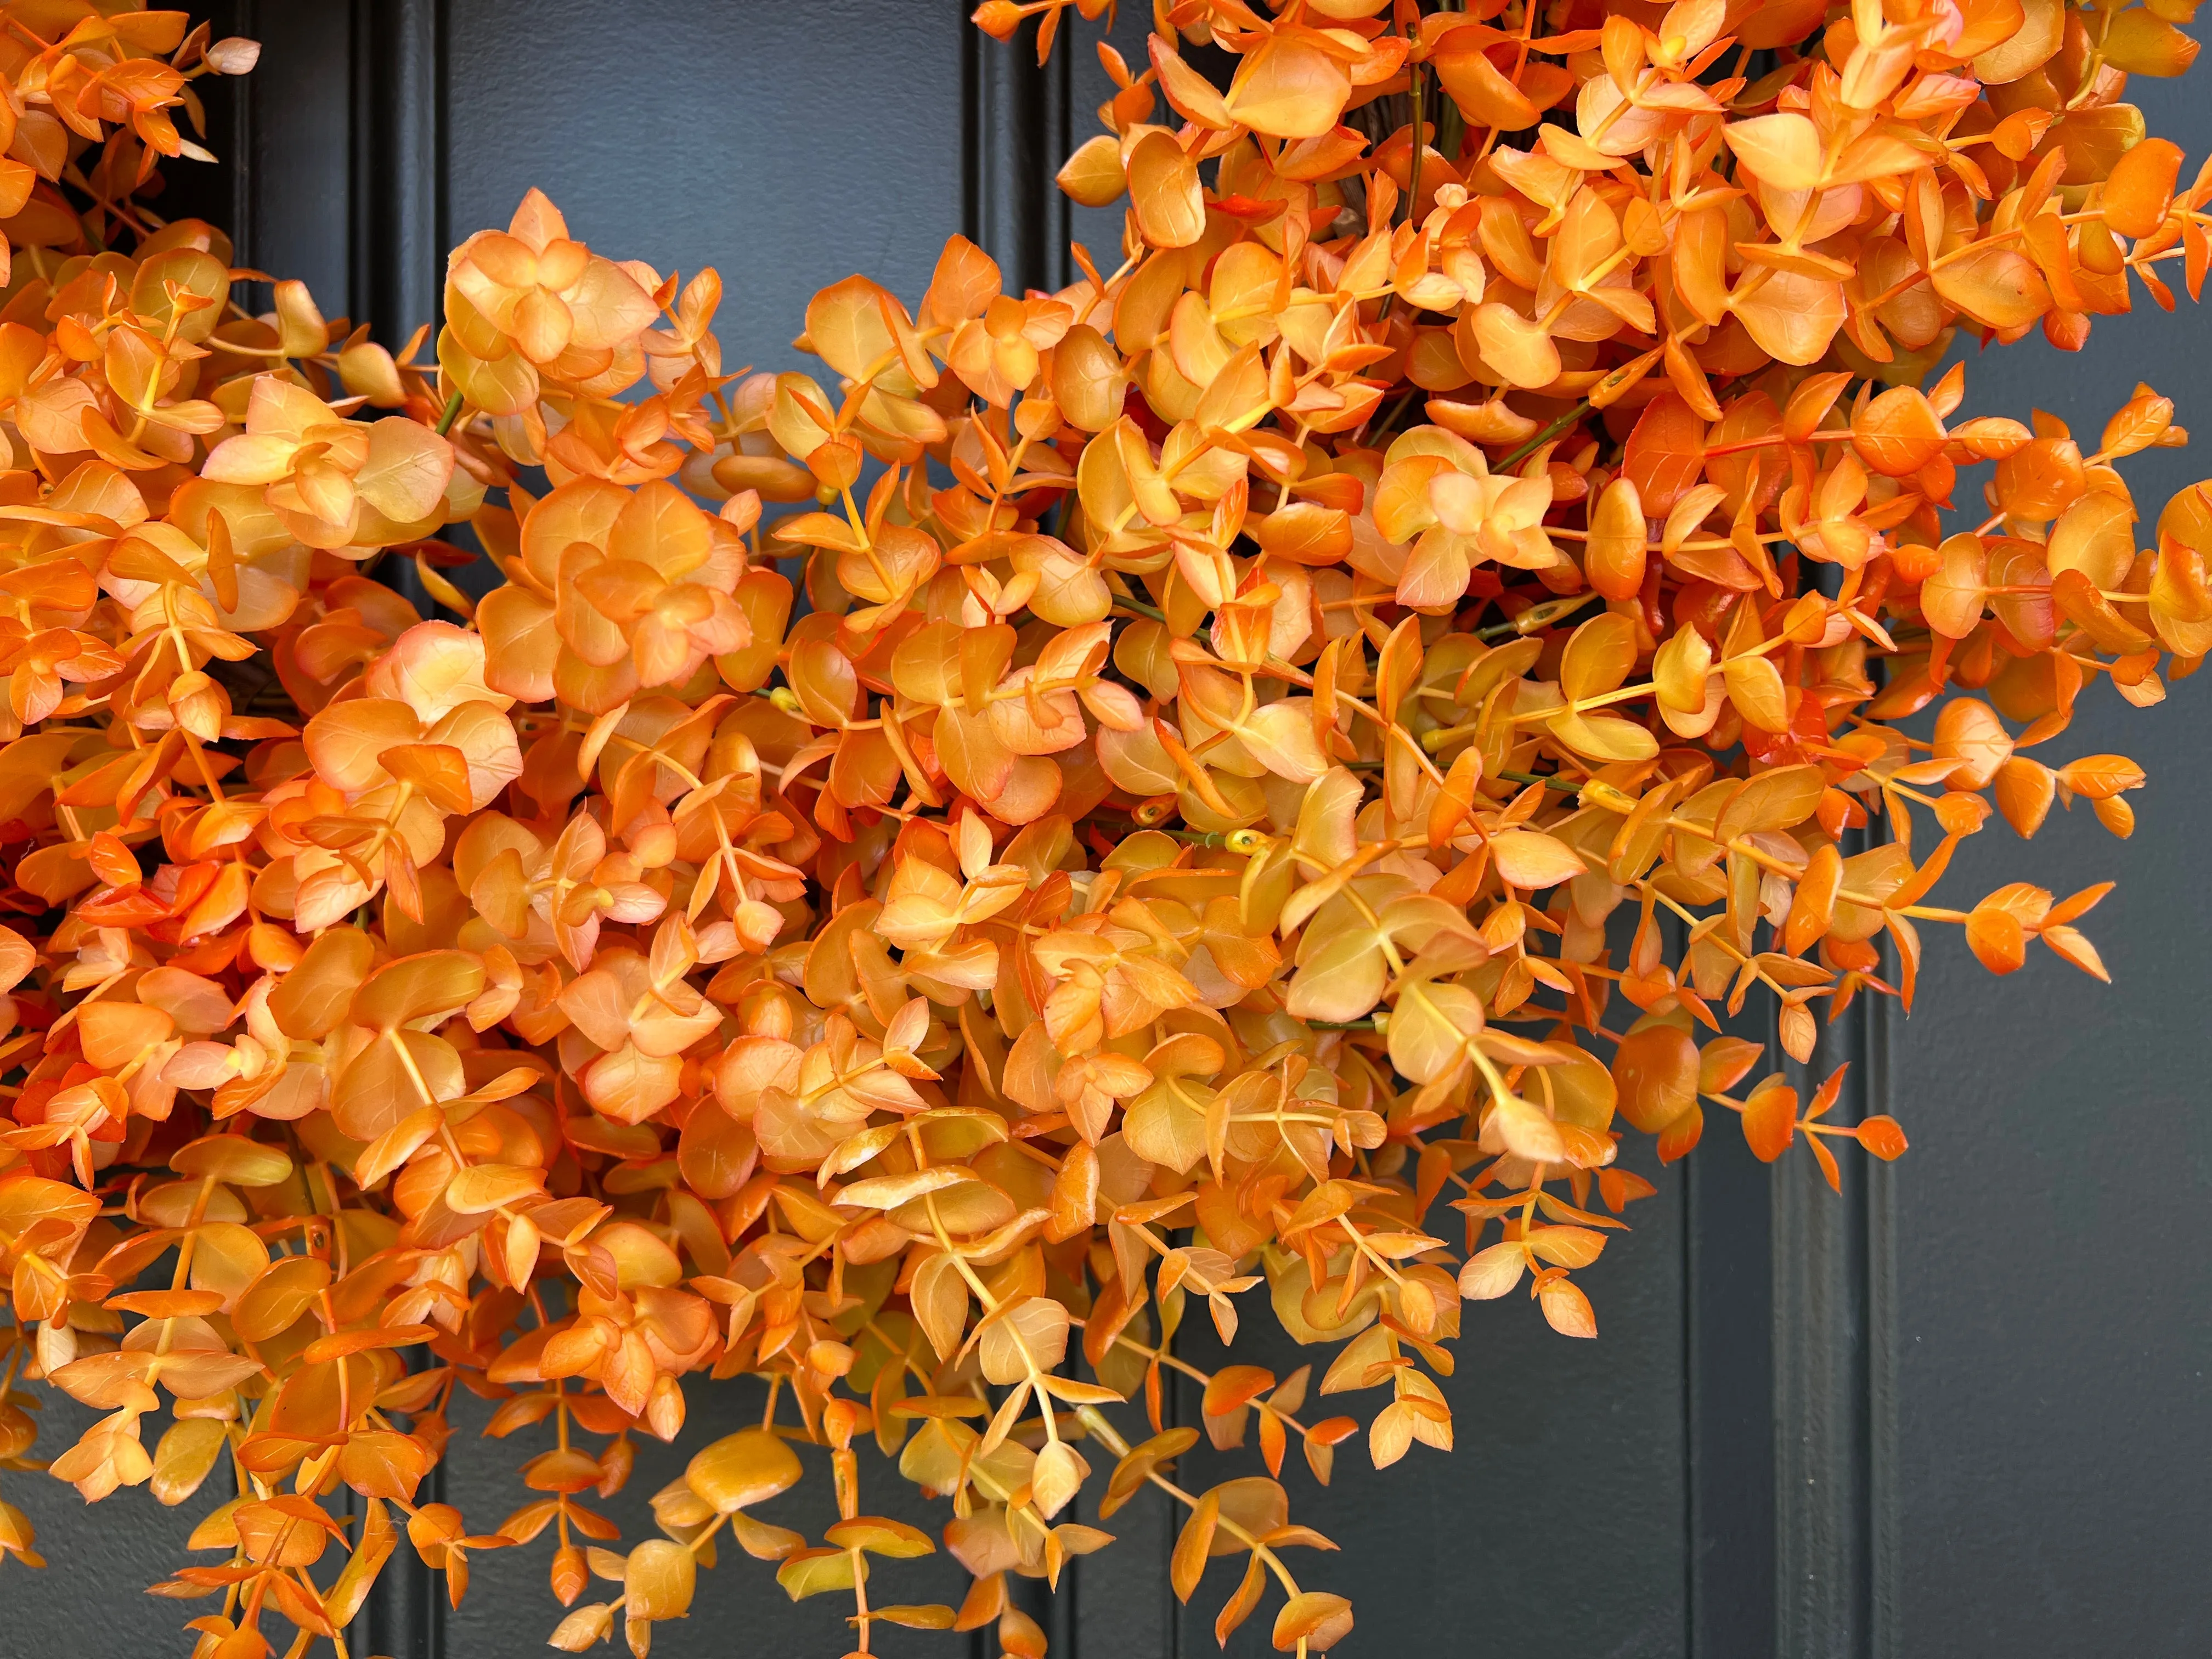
[10,5,2205,1656]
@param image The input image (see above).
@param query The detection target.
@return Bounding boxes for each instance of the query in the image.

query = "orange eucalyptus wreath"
[0,0,2204,1655]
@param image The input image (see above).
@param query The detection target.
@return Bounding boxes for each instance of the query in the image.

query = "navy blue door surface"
[7,5,2205,1657]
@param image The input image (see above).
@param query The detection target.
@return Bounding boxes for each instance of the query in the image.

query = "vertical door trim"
[346,9,447,1649]
[222,0,257,276]
[962,14,1080,1654]
[961,7,1073,296]
[1688,1034,1780,1657]
[1769,926,1901,1659]
[349,0,447,347]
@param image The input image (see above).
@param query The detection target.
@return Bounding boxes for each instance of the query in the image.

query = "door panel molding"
[345,9,448,1650]
[349,0,446,350]
[1771,986,1900,1659]
[961,8,1073,296]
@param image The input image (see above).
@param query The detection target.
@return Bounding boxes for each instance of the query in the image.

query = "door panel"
[443,1,967,374]
[1891,72,2212,1647]
[1894,684,2212,1657]
[9,1391,238,1655]
[438,1387,981,1658]
[1156,1158,1688,1659]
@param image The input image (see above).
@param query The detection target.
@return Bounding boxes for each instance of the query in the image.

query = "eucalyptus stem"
[1496,399,1593,471]
[1497,769,1582,795]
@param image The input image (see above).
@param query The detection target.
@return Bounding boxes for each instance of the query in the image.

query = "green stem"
[1407,66,1425,233]
[1475,590,1600,641]
[1497,770,1582,795]
[1367,386,1421,444]
[1496,399,1592,471]
[435,390,465,437]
